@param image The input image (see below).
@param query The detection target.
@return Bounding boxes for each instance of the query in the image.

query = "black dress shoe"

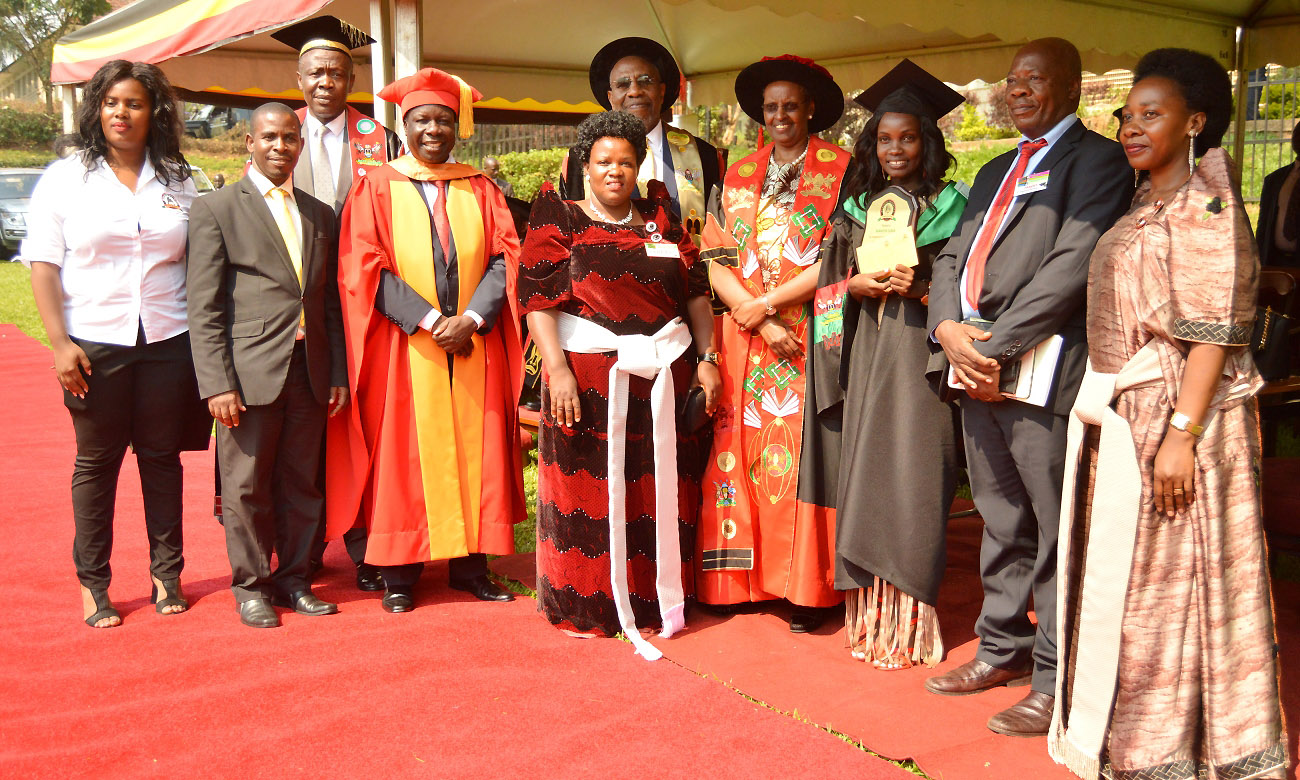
[789,607,828,633]
[381,588,414,613]
[697,601,738,617]
[272,590,338,616]
[356,564,384,592]
[449,575,515,602]
[238,599,280,628]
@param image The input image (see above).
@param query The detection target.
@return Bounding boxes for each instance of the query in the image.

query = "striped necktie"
[312,126,336,206]
[963,138,1048,311]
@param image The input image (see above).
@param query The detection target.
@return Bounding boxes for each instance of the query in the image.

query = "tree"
[0,0,110,110]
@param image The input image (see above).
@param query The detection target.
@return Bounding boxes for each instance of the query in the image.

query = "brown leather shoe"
[923,658,1033,696]
[987,690,1054,737]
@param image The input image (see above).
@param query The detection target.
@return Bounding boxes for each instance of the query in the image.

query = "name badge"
[1014,171,1050,196]
[644,241,680,258]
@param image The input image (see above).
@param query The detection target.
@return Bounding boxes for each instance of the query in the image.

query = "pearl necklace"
[588,199,634,226]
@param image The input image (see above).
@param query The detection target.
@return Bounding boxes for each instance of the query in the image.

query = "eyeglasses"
[610,75,659,92]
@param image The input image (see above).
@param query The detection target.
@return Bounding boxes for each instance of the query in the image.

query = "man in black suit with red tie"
[923,38,1134,736]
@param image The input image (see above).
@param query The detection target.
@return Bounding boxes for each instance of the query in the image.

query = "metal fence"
[1233,66,1298,202]
[457,123,578,167]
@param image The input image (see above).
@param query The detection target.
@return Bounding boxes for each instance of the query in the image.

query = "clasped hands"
[730,298,801,361]
[433,314,476,357]
[847,264,917,300]
[934,319,1003,403]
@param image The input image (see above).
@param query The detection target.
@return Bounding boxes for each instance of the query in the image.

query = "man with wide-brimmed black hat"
[560,36,724,244]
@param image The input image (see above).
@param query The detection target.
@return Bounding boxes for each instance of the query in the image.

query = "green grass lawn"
[0,261,44,345]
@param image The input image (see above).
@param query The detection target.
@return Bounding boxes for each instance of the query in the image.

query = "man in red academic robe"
[327,67,525,612]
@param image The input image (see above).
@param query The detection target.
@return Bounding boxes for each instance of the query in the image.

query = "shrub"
[0,106,59,149]
[954,103,1018,142]
[496,147,569,201]
[1261,84,1299,121]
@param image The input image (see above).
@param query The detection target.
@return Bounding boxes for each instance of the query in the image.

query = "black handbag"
[678,385,712,434]
[1252,305,1295,381]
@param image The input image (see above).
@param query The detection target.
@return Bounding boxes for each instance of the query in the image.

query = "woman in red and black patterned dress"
[520,111,720,652]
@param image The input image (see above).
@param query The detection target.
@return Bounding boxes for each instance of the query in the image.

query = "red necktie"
[963,139,1048,311]
[433,180,452,260]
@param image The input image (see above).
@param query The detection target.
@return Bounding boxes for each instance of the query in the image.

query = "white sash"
[555,313,692,661]
[1050,342,1163,776]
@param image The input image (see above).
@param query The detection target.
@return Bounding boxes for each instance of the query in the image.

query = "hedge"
[496,147,568,201]
[0,106,59,149]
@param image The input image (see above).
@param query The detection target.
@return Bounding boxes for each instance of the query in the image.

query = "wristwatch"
[759,294,777,315]
[698,351,720,365]
[1168,411,1204,437]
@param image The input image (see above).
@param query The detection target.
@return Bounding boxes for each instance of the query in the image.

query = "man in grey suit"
[923,38,1133,735]
[188,103,349,628]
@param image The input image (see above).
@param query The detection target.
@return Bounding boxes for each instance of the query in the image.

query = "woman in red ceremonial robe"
[521,111,720,659]
[327,68,525,613]
[697,55,850,632]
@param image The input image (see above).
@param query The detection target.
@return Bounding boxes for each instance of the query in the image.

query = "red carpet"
[0,324,909,780]
[496,502,1300,778]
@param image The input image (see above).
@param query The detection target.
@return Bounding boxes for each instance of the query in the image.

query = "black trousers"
[379,553,488,589]
[217,344,326,603]
[65,329,196,590]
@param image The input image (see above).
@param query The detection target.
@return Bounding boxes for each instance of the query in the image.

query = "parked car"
[190,165,215,194]
[0,168,43,256]
[185,105,250,139]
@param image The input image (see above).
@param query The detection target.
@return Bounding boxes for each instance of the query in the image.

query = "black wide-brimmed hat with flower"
[588,36,681,110]
[735,54,844,133]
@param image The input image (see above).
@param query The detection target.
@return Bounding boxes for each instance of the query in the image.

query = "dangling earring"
[1187,131,1197,176]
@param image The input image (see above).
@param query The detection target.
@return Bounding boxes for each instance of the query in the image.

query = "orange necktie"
[963,138,1048,311]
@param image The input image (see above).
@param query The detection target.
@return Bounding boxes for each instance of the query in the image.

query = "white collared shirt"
[302,110,348,184]
[959,114,1079,320]
[641,121,666,183]
[20,154,197,346]
[244,165,302,249]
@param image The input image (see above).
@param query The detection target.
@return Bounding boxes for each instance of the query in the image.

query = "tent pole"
[370,0,394,130]
[1232,25,1249,165]
[60,85,75,134]
[392,0,422,80]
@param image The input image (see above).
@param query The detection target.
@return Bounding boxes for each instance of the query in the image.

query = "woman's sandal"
[83,587,121,628]
[151,577,189,615]
[871,653,914,671]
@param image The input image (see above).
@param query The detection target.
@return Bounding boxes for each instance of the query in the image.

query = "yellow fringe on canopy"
[845,577,944,669]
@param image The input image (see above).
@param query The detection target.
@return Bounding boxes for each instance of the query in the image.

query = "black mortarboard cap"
[854,59,964,121]
[271,15,374,58]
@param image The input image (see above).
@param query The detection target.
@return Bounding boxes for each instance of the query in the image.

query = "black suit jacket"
[187,177,346,407]
[372,181,508,335]
[1258,164,1298,268]
[927,120,1134,415]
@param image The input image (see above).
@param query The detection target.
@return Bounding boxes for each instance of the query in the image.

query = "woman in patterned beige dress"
[1051,48,1287,780]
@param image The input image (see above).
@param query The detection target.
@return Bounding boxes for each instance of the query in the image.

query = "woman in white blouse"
[23,61,208,628]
